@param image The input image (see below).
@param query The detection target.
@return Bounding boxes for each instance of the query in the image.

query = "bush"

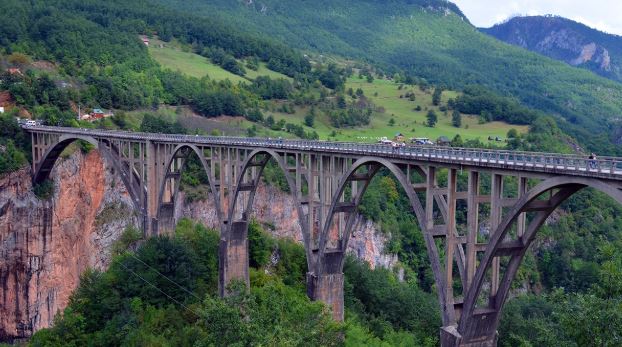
[0,140,27,174]
[33,179,55,200]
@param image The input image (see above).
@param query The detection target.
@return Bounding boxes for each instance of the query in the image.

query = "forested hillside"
[0,0,547,172]
[155,0,622,154]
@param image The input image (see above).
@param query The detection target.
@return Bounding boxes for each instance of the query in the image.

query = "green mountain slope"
[154,0,622,153]
[482,15,622,83]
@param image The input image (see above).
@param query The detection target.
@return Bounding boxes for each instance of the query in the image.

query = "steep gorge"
[0,151,395,341]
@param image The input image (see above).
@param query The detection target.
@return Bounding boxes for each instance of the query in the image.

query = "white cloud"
[453,0,622,35]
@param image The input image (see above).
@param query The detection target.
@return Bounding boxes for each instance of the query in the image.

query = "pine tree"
[432,87,442,106]
[426,110,437,127]
[452,110,462,128]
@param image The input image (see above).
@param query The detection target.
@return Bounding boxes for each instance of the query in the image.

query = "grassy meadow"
[148,40,290,83]
[147,40,527,144]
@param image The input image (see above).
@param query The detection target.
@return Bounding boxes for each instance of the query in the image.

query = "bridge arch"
[458,176,622,343]
[316,157,450,322]
[32,134,144,212]
[33,134,100,184]
[227,149,311,265]
[156,144,223,234]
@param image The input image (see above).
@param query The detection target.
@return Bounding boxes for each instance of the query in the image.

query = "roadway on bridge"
[24,125,622,180]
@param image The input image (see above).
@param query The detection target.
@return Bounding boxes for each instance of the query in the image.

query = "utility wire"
[115,258,202,318]
[126,253,201,300]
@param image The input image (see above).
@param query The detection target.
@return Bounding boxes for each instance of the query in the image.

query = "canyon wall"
[0,151,395,341]
[178,184,398,270]
[0,151,138,342]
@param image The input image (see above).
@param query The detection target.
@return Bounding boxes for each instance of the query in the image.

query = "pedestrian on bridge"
[589,153,598,170]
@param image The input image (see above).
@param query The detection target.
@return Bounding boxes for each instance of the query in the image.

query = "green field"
[147,39,527,144]
[264,77,528,143]
[149,41,290,83]
[149,43,248,83]
[244,62,292,81]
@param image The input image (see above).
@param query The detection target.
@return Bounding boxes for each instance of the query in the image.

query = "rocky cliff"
[482,15,622,82]
[178,184,398,270]
[0,150,138,342]
[0,151,395,341]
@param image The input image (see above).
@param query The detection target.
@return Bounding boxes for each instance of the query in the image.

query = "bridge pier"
[440,326,497,347]
[306,272,344,322]
[307,250,345,321]
[218,221,250,296]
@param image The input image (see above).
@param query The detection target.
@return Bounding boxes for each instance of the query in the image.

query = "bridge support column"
[440,326,497,347]
[219,221,250,297]
[157,205,176,235]
[146,140,160,237]
[306,272,344,322]
[307,250,345,322]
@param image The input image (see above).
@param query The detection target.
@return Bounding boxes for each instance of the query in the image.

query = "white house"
[0,107,4,114]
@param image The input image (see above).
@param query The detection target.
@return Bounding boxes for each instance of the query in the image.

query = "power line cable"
[126,253,201,300]
[115,258,202,318]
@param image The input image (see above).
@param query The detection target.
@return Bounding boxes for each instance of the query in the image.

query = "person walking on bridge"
[588,153,597,170]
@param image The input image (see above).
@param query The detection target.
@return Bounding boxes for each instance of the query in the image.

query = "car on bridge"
[377,137,394,145]
[410,137,434,145]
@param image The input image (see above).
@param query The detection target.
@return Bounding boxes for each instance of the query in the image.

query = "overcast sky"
[452,0,622,36]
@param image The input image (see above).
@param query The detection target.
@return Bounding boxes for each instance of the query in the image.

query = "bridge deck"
[24,126,622,181]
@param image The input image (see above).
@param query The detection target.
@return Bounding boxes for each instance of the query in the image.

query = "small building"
[393,132,406,142]
[88,108,113,121]
[436,136,450,146]
[140,36,150,46]
[0,106,4,114]
[91,108,105,119]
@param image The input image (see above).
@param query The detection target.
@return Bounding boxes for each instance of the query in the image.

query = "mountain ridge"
[481,15,622,82]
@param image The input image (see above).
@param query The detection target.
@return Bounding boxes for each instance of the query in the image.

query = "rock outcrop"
[482,15,622,82]
[0,150,137,342]
[177,183,398,270]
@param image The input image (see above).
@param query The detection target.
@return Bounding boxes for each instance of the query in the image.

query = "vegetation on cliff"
[27,220,441,346]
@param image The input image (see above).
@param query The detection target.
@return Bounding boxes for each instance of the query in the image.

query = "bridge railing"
[25,126,622,177]
[194,135,622,175]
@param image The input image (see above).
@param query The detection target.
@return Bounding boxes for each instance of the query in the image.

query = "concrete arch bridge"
[24,126,622,346]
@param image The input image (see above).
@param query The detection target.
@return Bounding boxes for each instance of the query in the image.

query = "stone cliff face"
[1,152,395,341]
[177,183,398,270]
[0,151,137,342]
